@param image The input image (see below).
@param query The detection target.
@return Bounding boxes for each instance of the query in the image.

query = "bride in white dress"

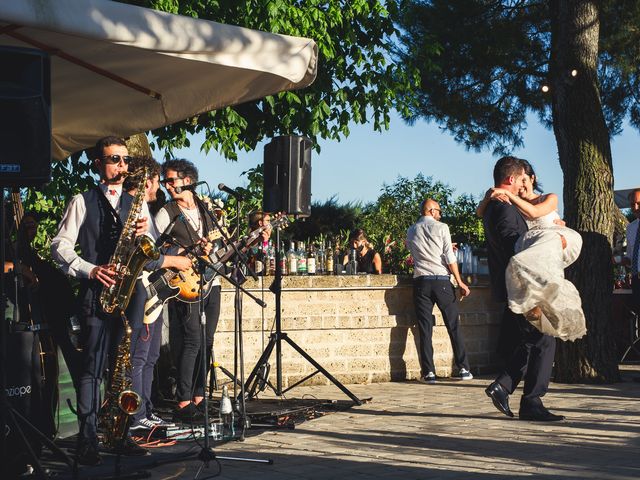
[479,161,587,341]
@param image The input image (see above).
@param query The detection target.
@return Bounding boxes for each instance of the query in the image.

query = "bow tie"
[109,189,117,196]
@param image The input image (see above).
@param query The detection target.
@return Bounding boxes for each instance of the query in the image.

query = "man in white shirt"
[51,137,149,465]
[406,199,472,384]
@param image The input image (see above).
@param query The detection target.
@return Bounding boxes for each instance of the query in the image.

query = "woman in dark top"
[343,228,382,274]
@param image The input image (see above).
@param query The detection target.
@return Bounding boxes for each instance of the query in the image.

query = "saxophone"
[101,319,141,449]
[99,166,160,314]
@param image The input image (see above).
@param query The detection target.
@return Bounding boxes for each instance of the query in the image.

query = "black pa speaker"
[263,135,312,217]
[0,47,51,187]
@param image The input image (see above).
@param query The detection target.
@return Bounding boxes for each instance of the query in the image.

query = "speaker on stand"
[263,135,312,218]
[243,136,362,405]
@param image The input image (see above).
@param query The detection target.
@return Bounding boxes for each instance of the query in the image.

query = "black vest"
[77,187,133,317]
[160,200,216,248]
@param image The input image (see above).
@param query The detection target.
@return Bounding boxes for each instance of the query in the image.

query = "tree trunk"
[550,0,619,382]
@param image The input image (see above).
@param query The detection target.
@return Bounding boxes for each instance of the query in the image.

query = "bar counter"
[213,274,505,388]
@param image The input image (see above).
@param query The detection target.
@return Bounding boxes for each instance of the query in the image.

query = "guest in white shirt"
[406,198,472,384]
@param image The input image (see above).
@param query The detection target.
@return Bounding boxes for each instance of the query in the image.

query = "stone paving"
[50,366,640,479]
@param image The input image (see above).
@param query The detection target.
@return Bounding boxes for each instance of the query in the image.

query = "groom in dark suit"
[483,156,564,422]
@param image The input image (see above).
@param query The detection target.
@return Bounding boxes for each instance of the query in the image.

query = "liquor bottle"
[297,241,307,275]
[278,241,288,275]
[307,243,317,275]
[287,241,297,275]
[316,241,325,275]
[346,248,358,275]
[333,243,342,275]
[325,241,334,275]
[266,240,275,276]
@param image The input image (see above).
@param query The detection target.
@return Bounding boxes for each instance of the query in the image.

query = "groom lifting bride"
[480,156,585,422]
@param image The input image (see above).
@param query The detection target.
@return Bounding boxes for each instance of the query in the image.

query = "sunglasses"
[161,177,182,185]
[102,154,132,165]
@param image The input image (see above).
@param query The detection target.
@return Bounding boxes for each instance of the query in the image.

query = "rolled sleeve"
[442,224,458,265]
[51,194,96,278]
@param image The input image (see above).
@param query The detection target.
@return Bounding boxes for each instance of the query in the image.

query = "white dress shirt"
[51,184,152,279]
[406,216,458,278]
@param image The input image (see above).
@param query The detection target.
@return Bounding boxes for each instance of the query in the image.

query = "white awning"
[0,0,318,160]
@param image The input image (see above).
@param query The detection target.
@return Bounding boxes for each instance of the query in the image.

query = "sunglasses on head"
[102,154,132,165]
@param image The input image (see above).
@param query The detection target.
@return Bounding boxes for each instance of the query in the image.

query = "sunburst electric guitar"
[141,216,289,324]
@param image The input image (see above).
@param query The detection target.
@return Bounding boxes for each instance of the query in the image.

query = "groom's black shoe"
[485,381,514,418]
[519,405,565,422]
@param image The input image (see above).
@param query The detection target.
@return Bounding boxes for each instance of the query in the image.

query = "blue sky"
[166,111,639,216]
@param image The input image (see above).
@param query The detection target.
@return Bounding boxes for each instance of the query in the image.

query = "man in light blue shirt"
[406,198,471,384]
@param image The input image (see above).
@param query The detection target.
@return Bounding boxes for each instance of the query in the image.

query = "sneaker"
[418,372,437,384]
[129,417,157,431]
[458,368,473,380]
[148,412,175,428]
[173,402,205,424]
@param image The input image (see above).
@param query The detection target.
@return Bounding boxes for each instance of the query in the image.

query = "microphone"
[218,183,243,200]
[155,216,179,247]
[174,181,207,194]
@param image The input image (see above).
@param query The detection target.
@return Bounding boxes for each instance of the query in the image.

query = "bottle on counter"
[307,243,317,275]
[287,241,297,275]
[346,248,358,275]
[297,241,307,275]
[278,241,288,275]
[316,242,325,275]
[325,241,334,275]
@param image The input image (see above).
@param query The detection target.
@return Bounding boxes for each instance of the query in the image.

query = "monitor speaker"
[0,47,51,187]
[263,135,312,217]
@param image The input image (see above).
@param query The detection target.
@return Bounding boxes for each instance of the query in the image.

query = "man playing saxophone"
[51,137,150,465]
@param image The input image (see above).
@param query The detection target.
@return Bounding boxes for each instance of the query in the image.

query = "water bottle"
[220,385,234,440]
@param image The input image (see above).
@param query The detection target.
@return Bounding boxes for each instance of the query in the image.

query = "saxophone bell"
[118,390,142,415]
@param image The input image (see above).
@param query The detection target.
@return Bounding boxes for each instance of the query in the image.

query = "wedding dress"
[505,209,587,341]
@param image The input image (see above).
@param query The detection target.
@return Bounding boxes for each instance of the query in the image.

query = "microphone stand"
[191,194,261,439]
[167,192,271,478]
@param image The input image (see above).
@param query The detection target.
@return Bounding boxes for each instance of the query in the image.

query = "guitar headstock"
[268,213,290,231]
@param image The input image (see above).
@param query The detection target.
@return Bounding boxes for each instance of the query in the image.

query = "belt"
[414,275,450,281]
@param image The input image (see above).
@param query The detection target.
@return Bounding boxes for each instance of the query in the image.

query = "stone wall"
[211,275,504,389]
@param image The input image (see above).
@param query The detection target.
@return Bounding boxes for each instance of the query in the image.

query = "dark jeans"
[495,307,556,410]
[130,318,162,422]
[169,286,221,401]
[413,277,470,375]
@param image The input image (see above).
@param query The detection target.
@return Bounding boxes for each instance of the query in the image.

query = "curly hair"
[161,159,199,183]
[123,156,161,191]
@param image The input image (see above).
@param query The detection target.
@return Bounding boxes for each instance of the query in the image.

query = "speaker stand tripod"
[243,227,362,405]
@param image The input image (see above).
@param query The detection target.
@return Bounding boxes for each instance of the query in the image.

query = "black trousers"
[495,307,556,410]
[413,277,470,375]
[168,286,221,401]
[76,314,121,443]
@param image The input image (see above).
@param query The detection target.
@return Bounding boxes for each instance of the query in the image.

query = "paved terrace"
[52,366,639,479]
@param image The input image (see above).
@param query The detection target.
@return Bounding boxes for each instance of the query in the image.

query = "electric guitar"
[142,215,289,324]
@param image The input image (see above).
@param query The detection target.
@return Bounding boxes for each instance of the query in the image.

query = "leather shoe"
[519,406,565,422]
[109,436,149,456]
[76,441,102,466]
[485,381,514,418]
